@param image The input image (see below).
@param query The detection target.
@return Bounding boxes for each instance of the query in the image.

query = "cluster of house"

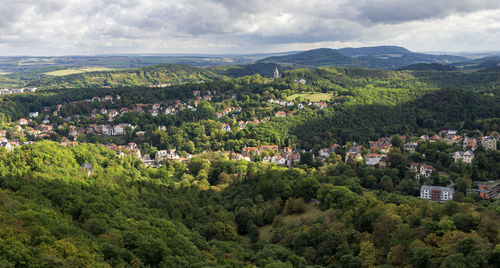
[215,106,242,119]
[153,149,191,165]
[268,99,295,107]
[105,142,142,158]
[4,118,55,140]
[147,83,171,88]
[420,180,500,202]
[268,98,328,111]
[89,101,200,121]
[466,181,500,199]
[21,88,336,144]
[145,144,302,168]
[37,91,212,123]
[147,143,303,168]
[146,80,205,88]
[192,89,215,102]
[0,87,37,95]
[450,135,497,163]
[241,145,301,166]
[220,115,271,132]
[419,130,497,150]
[342,131,497,166]
[0,137,37,151]
[294,78,307,85]
[337,135,404,166]
[311,130,498,203]
[99,123,136,136]
[9,117,137,141]
[236,117,270,130]
[83,94,117,103]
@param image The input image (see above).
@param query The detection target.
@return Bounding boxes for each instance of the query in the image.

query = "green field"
[45,67,115,76]
[286,92,333,102]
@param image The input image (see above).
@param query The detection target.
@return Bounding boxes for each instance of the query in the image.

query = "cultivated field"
[45,67,115,76]
[286,92,333,102]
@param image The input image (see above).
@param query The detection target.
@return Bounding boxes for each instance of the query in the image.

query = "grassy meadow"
[45,67,115,76]
[286,92,334,102]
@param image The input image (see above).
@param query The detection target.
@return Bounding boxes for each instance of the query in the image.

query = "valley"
[0,49,499,267]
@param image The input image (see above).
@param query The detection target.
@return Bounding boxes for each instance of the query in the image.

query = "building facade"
[420,185,454,202]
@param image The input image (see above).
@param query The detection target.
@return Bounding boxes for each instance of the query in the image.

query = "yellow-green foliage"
[45,67,116,76]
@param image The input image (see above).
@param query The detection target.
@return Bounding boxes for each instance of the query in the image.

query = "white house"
[155,150,169,162]
[271,155,286,165]
[222,124,231,132]
[101,125,113,135]
[410,163,434,179]
[0,141,13,152]
[453,150,475,163]
[480,136,497,150]
[366,155,383,166]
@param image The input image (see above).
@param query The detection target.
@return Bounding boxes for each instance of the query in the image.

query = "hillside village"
[0,83,331,143]
[0,87,37,95]
[2,68,500,207]
[2,101,498,203]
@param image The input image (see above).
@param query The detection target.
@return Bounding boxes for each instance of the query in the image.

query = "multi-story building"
[420,185,454,202]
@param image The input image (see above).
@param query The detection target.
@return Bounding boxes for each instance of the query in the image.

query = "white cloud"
[0,0,499,55]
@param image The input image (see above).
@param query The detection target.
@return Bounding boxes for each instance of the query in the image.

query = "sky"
[1,0,500,56]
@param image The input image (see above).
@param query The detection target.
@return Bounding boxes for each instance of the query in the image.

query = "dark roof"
[82,163,93,171]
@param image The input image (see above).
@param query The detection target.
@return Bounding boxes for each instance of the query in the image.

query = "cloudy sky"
[1,0,500,56]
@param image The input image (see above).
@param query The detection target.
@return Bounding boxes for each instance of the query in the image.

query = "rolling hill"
[398,63,456,71]
[453,56,500,70]
[257,48,358,67]
[28,64,223,88]
[258,46,470,70]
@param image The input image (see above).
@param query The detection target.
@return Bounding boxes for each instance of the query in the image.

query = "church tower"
[273,67,280,79]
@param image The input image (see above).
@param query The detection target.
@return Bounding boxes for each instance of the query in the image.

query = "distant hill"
[398,63,456,71]
[257,48,358,67]
[258,46,469,70]
[337,46,411,57]
[453,56,500,70]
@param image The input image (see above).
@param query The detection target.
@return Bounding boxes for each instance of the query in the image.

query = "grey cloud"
[0,0,66,27]
[347,0,500,24]
[0,0,500,55]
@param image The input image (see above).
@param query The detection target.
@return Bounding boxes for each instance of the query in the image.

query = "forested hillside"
[1,141,499,267]
[29,64,222,89]
[1,65,500,267]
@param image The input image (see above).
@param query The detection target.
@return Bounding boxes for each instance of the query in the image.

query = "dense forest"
[0,141,499,267]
